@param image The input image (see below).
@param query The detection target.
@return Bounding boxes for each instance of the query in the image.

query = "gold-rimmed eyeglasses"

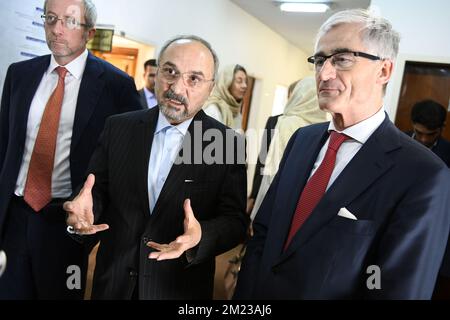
[158,66,214,89]
[41,14,88,30]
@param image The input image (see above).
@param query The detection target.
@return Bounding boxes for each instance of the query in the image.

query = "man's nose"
[317,59,337,81]
[416,135,430,145]
[50,19,65,34]
[170,76,188,93]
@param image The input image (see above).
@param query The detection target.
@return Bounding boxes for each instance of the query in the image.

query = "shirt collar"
[328,107,386,144]
[48,49,88,79]
[155,110,193,136]
[143,87,155,98]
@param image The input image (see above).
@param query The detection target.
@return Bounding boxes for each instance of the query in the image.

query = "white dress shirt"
[15,49,88,198]
[310,107,386,191]
[148,111,193,213]
[143,87,158,109]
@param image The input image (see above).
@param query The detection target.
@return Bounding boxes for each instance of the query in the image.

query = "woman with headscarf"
[204,64,248,129]
[250,76,330,219]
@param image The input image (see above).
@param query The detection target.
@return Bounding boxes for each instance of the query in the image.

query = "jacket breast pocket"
[326,216,377,236]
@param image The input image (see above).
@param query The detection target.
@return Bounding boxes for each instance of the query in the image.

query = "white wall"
[93,0,311,193]
[93,0,311,128]
[370,0,450,120]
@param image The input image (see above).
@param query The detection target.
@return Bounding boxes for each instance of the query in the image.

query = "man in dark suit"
[138,59,158,109]
[0,0,141,299]
[409,99,450,167]
[234,9,450,300]
[408,99,450,299]
[63,35,248,299]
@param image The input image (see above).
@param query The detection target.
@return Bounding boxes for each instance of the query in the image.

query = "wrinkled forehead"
[46,0,85,17]
[315,23,365,54]
[160,40,214,78]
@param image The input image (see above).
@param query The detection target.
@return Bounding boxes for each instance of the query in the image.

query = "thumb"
[82,174,95,195]
[183,199,193,220]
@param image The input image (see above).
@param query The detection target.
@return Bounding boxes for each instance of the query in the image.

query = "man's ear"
[377,59,394,86]
[87,28,96,42]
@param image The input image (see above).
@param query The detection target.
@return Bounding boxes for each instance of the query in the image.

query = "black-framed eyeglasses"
[307,51,382,71]
[158,66,214,89]
[41,14,88,30]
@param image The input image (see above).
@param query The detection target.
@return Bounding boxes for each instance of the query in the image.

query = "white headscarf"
[251,77,330,219]
[204,65,242,127]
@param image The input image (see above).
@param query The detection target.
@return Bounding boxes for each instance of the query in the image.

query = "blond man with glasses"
[0,0,142,299]
[235,9,450,300]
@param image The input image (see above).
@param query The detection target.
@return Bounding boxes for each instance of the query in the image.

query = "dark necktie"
[24,66,68,212]
[284,131,349,250]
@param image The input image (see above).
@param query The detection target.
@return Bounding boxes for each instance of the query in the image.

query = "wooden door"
[241,76,255,132]
[91,47,138,78]
[394,61,450,139]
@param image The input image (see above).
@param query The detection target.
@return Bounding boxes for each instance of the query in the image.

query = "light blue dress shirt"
[143,87,158,109]
[148,111,193,213]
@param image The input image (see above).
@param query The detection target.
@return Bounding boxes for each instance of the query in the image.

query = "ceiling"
[230,0,371,55]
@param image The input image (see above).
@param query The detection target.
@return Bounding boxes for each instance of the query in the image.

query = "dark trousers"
[0,196,87,299]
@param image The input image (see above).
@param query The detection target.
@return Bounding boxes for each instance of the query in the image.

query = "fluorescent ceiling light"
[280,3,330,13]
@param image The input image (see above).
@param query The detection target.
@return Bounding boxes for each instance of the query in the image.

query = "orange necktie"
[24,66,68,212]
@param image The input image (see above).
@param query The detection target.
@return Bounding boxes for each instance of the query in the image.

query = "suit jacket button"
[143,236,149,243]
[129,270,138,277]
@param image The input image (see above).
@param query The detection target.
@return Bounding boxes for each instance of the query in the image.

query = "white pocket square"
[337,207,358,220]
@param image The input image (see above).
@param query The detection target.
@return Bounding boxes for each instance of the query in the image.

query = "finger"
[148,251,162,259]
[76,223,109,235]
[155,249,183,261]
[92,224,109,232]
[146,241,167,250]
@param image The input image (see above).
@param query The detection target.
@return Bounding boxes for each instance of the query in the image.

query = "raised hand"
[147,199,201,261]
[63,174,109,235]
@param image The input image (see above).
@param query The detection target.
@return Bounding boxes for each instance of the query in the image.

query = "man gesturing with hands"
[64,35,248,300]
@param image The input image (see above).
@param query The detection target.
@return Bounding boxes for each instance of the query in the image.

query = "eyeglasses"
[158,66,214,89]
[41,14,88,30]
[307,51,382,71]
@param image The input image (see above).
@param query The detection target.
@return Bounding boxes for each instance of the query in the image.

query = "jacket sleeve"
[0,64,13,173]
[366,165,450,299]
[187,132,249,266]
[233,129,299,299]
[119,75,144,112]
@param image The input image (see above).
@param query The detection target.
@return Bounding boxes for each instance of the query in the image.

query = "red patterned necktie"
[284,131,349,250]
[24,66,68,212]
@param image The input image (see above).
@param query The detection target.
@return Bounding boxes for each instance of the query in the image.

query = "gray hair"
[315,9,400,62]
[44,0,97,29]
[158,35,219,81]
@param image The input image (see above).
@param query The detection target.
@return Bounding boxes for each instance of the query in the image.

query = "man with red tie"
[0,0,141,299]
[234,9,450,299]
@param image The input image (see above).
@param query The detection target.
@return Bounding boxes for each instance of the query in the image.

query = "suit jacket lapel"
[276,117,401,265]
[17,57,50,137]
[150,111,206,220]
[264,125,330,258]
[71,53,105,150]
[136,108,158,217]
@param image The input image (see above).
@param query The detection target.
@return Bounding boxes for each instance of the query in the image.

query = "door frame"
[385,54,450,122]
